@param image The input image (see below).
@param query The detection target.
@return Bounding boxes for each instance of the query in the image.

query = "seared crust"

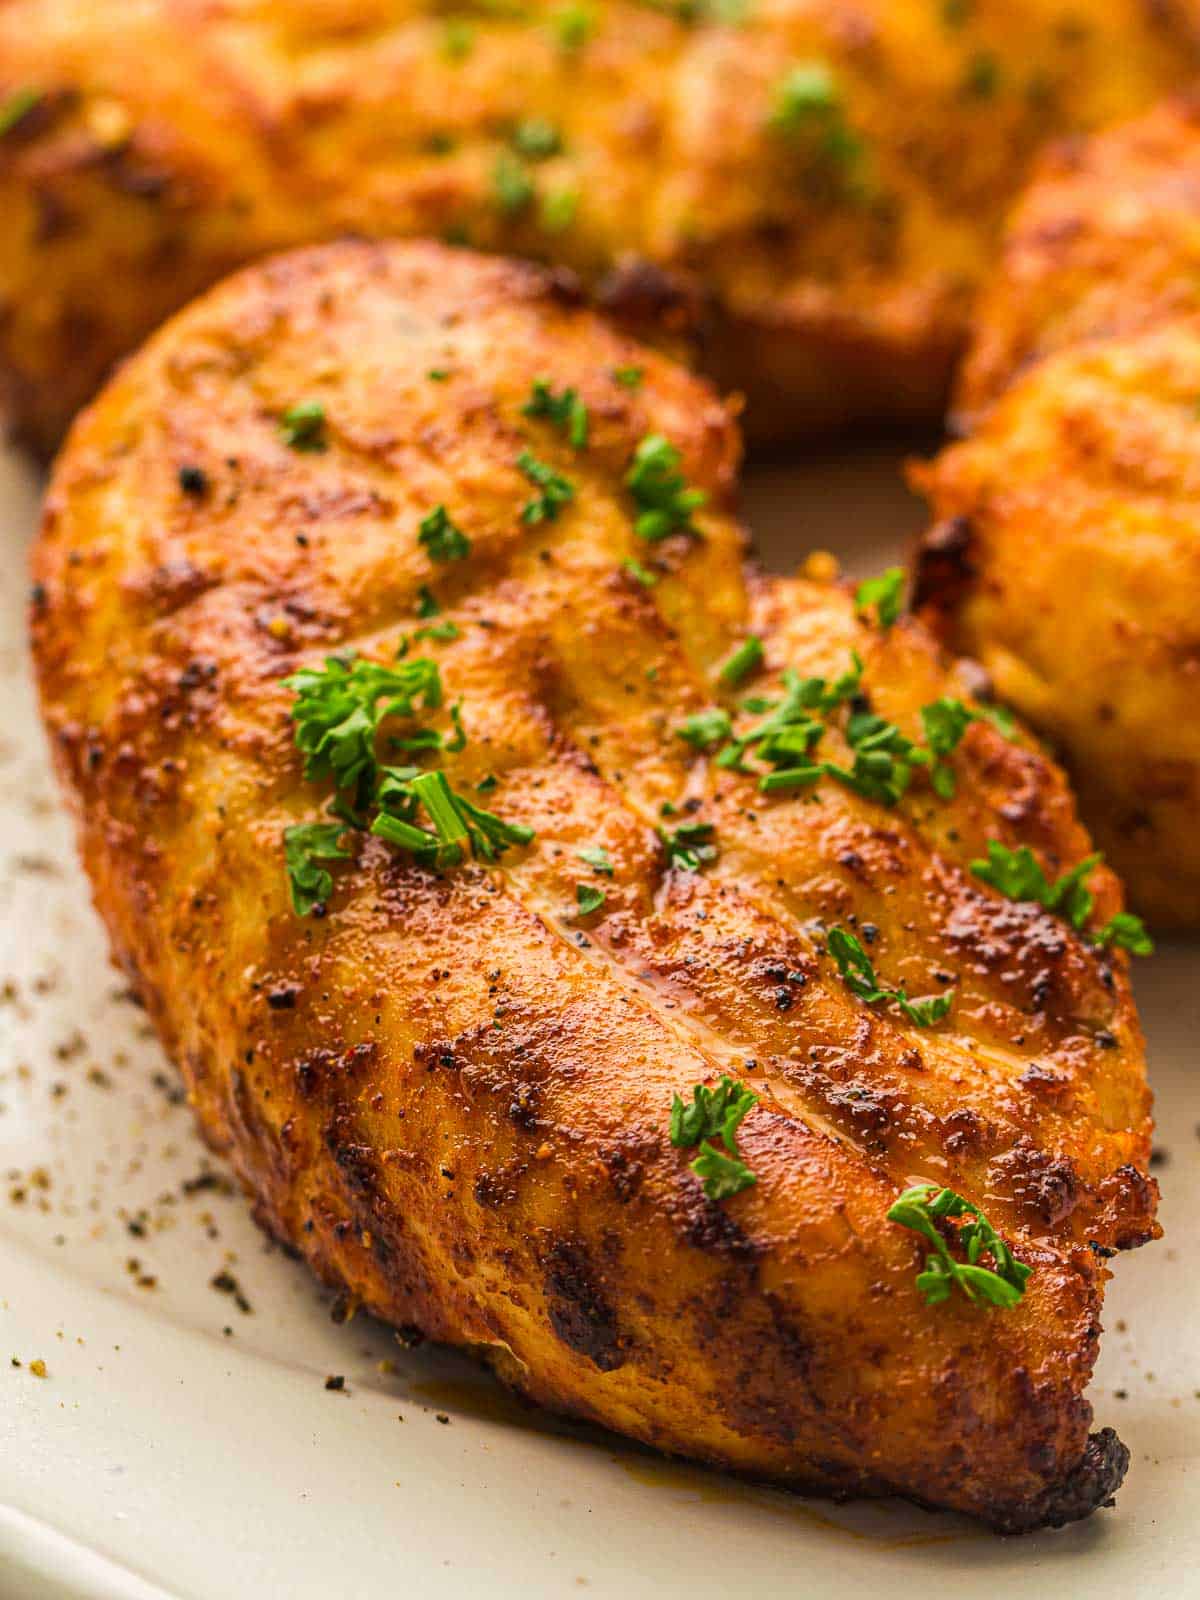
[32,239,1157,1528]
[919,100,1200,927]
[957,95,1200,423]
[3,0,1200,452]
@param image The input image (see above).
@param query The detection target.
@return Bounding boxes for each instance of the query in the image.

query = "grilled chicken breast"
[916,99,1200,927]
[31,239,1157,1529]
[3,0,1200,454]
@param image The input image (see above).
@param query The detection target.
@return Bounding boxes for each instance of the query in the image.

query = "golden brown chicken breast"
[32,239,1158,1530]
[917,99,1200,928]
[3,0,1200,454]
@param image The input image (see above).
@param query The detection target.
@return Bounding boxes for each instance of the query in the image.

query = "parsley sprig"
[888,1183,1032,1308]
[418,504,471,563]
[279,401,328,452]
[669,1075,758,1200]
[828,927,953,1027]
[517,451,575,522]
[626,435,707,541]
[283,822,352,916]
[854,567,905,629]
[282,650,533,910]
[659,820,717,872]
[523,379,588,448]
[970,842,1152,954]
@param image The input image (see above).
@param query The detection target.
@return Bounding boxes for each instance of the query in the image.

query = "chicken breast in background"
[916,99,1200,929]
[32,238,1157,1530]
[2,0,1200,454]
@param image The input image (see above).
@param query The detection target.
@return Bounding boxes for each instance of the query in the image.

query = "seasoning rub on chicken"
[32,240,1158,1530]
[3,0,1200,452]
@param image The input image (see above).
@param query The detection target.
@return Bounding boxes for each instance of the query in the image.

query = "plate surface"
[1,436,1196,1600]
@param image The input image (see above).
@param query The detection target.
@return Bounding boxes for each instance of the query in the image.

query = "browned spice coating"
[32,240,1157,1529]
[916,96,1200,928]
[3,0,1200,453]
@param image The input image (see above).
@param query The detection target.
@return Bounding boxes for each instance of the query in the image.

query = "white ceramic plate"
[1,436,1196,1600]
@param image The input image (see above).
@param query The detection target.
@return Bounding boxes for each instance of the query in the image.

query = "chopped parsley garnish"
[828,926,953,1027]
[279,401,328,452]
[659,820,717,872]
[523,379,588,448]
[717,635,764,688]
[517,451,575,522]
[670,1075,757,1201]
[613,366,644,390]
[442,19,475,60]
[970,842,1099,930]
[622,557,658,587]
[553,3,595,50]
[970,842,1152,953]
[715,654,861,775]
[413,620,461,643]
[887,1183,1031,1308]
[625,435,707,541]
[676,708,733,750]
[0,86,41,138]
[372,768,533,868]
[539,186,579,232]
[418,504,471,563]
[416,585,441,618]
[286,653,443,792]
[577,844,614,876]
[768,61,865,182]
[822,709,929,807]
[1095,912,1154,957]
[284,822,351,915]
[854,567,905,629]
[512,118,562,160]
[575,882,606,915]
[492,151,534,216]
[963,50,1001,99]
[427,368,451,382]
[919,695,1010,798]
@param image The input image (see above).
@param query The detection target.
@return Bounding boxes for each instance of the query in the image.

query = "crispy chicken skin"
[32,240,1157,1530]
[3,0,1200,454]
[916,100,1200,927]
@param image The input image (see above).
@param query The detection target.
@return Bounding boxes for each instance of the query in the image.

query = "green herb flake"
[413,620,461,643]
[516,450,575,523]
[577,844,615,876]
[669,1075,758,1201]
[418,504,471,564]
[676,707,733,750]
[553,4,595,50]
[279,401,328,453]
[427,368,452,383]
[970,842,1100,931]
[284,821,352,916]
[1095,912,1154,957]
[855,567,905,629]
[285,653,443,793]
[828,926,954,1028]
[442,19,475,60]
[659,819,717,873]
[575,882,606,916]
[625,434,707,542]
[622,557,658,587]
[416,586,441,618]
[512,118,563,161]
[613,366,644,390]
[539,186,579,232]
[0,86,41,139]
[717,635,764,688]
[768,61,865,182]
[523,378,589,448]
[887,1183,1031,1308]
[492,151,534,216]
